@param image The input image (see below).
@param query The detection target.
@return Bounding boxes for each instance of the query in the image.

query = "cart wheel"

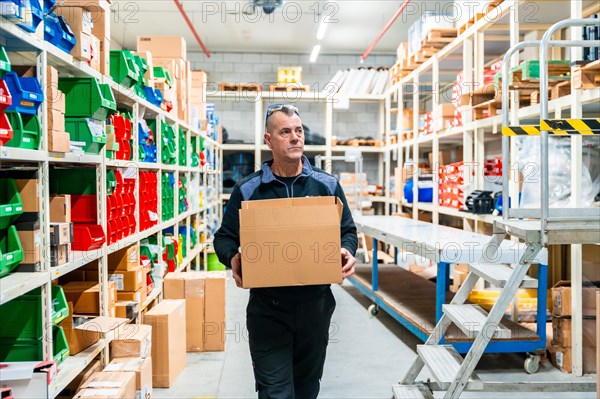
[368,304,379,318]
[524,355,540,374]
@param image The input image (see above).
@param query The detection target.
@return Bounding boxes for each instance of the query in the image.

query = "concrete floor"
[154,271,596,399]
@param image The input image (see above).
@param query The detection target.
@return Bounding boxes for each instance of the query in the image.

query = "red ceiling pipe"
[172,0,211,58]
[360,0,413,63]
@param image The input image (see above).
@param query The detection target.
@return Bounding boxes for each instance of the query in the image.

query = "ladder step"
[469,263,538,288]
[417,345,483,391]
[392,384,434,399]
[443,304,512,339]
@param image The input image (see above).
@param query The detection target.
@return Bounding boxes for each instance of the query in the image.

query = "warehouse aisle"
[155,270,596,399]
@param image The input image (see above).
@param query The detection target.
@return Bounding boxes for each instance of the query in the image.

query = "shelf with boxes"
[0,11,221,396]
[385,0,600,230]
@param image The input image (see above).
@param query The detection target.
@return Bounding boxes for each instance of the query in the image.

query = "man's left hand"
[341,248,356,279]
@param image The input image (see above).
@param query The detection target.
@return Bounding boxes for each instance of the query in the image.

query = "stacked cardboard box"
[164,271,227,352]
[59,309,126,356]
[109,245,147,307]
[190,71,208,130]
[137,36,189,122]
[11,174,41,271]
[63,281,117,316]
[75,371,136,399]
[549,281,599,373]
[48,195,73,265]
[432,104,456,132]
[46,66,70,152]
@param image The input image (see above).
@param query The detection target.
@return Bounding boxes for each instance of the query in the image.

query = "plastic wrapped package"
[518,136,600,208]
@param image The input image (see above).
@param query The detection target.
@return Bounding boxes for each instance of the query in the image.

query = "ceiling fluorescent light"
[310,44,321,63]
[316,19,328,40]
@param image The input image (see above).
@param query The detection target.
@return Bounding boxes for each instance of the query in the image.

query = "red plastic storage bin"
[72,224,105,250]
[0,111,13,145]
[71,195,97,223]
[0,80,13,111]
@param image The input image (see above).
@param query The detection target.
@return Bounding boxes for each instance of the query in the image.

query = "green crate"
[50,167,96,194]
[53,325,69,364]
[0,45,11,77]
[65,117,106,155]
[5,111,41,150]
[107,169,117,195]
[178,128,187,166]
[59,78,117,120]
[153,67,172,88]
[134,84,146,100]
[0,226,23,278]
[0,326,68,364]
[0,178,24,230]
[109,50,139,88]
[132,55,148,87]
[207,252,226,271]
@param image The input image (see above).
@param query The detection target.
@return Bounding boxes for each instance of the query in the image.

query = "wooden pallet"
[572,59,600,90]
[333,138,383,147]
[269,84,310,92]
[486,0,505,13]
[551,80,571,100]
[457,13,485,35]
[218,82,262,92]
[421,29,458,49]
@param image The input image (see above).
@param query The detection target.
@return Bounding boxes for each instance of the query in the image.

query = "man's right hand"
[231,253,243,288]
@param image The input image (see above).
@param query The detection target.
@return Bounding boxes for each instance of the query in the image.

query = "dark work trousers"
[246,289,336,399]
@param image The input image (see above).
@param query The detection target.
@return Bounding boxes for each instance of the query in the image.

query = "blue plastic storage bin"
[404,179,434,203]
[0,0,24,20]
[143,86,162,107]
[4,72,43,115]
[43,0,54,13]
[16,0,42,33]
[44,13,76,54]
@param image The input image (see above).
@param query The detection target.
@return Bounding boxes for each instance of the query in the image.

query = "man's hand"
[231,253,243,288]
[341,248,356,279]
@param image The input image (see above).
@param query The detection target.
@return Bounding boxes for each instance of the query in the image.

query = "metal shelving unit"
[0,16,221,396]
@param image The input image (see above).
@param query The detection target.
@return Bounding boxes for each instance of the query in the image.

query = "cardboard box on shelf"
[63,281,117,315]
[65,360,102,392]
[153,57,186,81]
[15,178,39,213]
[109,266,144,292]
[49,222,73,246]
[50,195,71,223]
[45,66,62,109]
[428,151,453,167]
[47,109,65,132]
[55,6,93,35]
[108,244,140,271]
[115,301,139,320]
[48,130,71,153]
[99,36,110,75]
[164,272,206,352]
[143,299,186,387]
[191,70,207,89]
[80,371,136,399]
[433,103,456,119]
[16,228,41,266]
[133,51,155,85]
[551,316,596,347]
[116,287,146,305]
[548,344,596,374]
[111,324,152,359]
[240,197,343,288]
[552,280,600,317]
[137,36,187,60]
[204,272,226,351]
[59,303,127,355]
[50,243,70,266]
[71,31,92,62]
[105,357,152,399]
[89,34,101,72]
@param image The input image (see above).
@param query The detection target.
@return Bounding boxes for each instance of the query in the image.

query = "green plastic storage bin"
[58,78,117,120]
[0,45,11,77]
[207,252,226,271]
[50,167,97,194]
[109,50,139,88]
[153,67,172,87]
[65,117,106,155]
[0,226,23,278]
[132,55,148,87]
[5,111,41,150]
[0,178,24,230]
[107,169,117,195]
[179,128,187,166]
[53,325,69,364]
[0,326,68,364]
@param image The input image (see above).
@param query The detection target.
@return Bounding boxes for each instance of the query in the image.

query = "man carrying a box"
[214,104,358,399]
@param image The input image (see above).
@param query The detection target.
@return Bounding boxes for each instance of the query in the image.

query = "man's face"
[265,111,304,164]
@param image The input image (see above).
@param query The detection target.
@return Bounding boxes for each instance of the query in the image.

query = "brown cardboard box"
[50,244,70,266]
[116,287,146,305]
[153,57,186,81]
[99,36,110,75]
[55,6,93,35]
[111,324,152,359]
[204,272,226,351]
[48,130,71,153]
[50,222,73,246]
[65,359,101,392]
[164,272,206,352]
[428,151,453,167]
[137,36,187,60]
[433,103,456,119]
[108,244,140,271]
[63,281,117,315]
[74,388,126,398]
[551,317,596,347]
[105,357,152,399]
[15,179,39,213]
[240,197,343,288]
[45,66,65,113]
[89,34,101,72]
[549,344,596,374]
[60,304,127,355]
[115,301,139,320]
[552,281,600,317]
[48,109,65,132]
[143,299,186,387]
[16,229,40,265]
[72,32,92,61]
[80,371,136,399]
[50,195,71,223]
[110,266,144,292]
[191,70,207,88]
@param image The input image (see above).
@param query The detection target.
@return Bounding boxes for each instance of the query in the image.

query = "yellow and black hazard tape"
[541,119,600,135]
[502,126,541,136]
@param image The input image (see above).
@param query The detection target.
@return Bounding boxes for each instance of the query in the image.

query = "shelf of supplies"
[138,162,161,170]
[0,147,47,162]
[48,152,103,165]
[51,250,104,281]
[223,144,256,151]
[0,271,48,305]
[106,159,140,168]
[180,245,202,271]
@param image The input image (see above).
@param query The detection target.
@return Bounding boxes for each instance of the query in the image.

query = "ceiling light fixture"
[309,44,321,63]
[316,19,328,40]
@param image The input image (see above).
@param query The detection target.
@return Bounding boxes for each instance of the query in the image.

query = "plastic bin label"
[88,119,104,138]
[110,274,124,290]
[20,100,34,108]
[0,61,7,70]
